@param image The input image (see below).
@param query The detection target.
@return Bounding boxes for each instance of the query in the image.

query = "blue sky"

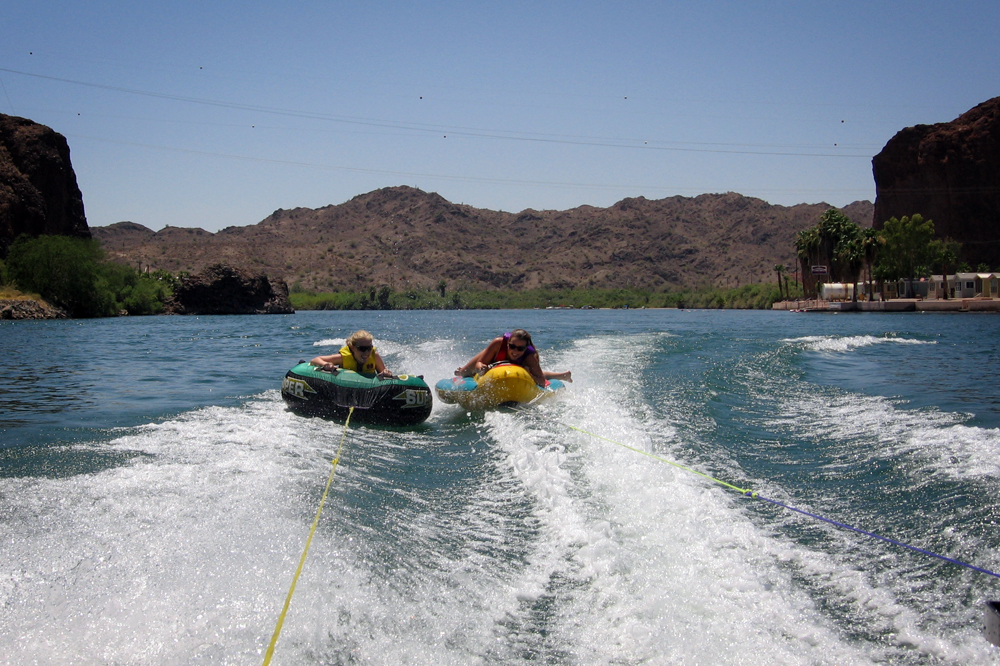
[2,1,998,232]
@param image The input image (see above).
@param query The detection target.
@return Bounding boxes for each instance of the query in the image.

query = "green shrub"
[98,262,173,315]
[5,235,174,317]
[6,235,115,317]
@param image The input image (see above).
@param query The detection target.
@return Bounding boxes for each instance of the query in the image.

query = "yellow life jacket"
[339,345,378,373]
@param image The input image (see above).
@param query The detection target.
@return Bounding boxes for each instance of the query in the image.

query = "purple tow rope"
[745,490,1000,580]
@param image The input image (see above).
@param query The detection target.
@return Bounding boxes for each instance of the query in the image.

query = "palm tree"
[817,210,845,279]
[933,238,961,299]
[860,227,881,300]
[794,227,820,297]
[774,264,785,300]
[834,227,864,302]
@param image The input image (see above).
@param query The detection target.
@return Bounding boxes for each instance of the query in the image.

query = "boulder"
[165,264,294,315]
[872,97,1000,268]
[0,114,90,257]
[0,298,68,320]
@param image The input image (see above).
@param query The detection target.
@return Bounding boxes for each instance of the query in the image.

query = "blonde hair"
[347,330,374,346]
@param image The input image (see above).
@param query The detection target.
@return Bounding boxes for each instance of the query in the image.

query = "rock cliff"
[0,114,90,257]
[165,264,294,315]
[872,97,1000,268]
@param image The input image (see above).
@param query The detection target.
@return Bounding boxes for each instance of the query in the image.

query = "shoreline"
[9,296,1000,320]
[772,298,1000,313]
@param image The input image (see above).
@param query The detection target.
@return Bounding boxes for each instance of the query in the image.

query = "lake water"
[2,309,999,664]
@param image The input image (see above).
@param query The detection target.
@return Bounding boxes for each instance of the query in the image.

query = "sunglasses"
[508,342,528,352]
[353,344,373,352]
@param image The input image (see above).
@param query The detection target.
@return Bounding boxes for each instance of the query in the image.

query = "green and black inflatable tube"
[281,362,432,426]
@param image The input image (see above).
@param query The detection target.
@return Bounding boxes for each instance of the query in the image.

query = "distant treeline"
[289,282,796,311]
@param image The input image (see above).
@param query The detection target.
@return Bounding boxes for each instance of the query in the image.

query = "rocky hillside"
[873,96,1000,269]
[94,187,873,293]
[0,114,90,256]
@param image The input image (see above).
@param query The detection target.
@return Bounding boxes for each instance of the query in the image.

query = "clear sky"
[2,1,998,232]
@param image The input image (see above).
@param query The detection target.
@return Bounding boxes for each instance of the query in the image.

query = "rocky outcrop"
[0,298,68,320]
[0,114,90,257]
[165,264,294,315]
[872,97,1000,268]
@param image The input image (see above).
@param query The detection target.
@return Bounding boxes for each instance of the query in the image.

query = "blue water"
[2,309,999,664]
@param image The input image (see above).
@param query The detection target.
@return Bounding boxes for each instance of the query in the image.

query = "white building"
[818,274,1000,301]
[925,273,999,299]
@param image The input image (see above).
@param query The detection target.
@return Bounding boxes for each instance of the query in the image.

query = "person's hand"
[378,369,393,379]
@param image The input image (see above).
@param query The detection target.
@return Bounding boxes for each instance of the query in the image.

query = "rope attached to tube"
[262,406,355,666]
[565,422,1000,581]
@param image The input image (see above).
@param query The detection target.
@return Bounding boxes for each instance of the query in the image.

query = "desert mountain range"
[93,186,873,293]
[9,97,1000,292]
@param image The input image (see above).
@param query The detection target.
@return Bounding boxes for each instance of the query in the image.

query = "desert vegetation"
[288,282,793,311]
[2,235,176,317]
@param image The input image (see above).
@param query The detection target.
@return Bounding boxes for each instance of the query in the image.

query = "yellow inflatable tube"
[435,363,564,410]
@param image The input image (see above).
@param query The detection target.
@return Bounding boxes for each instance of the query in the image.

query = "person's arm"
[544,369,572,383]
[455,337,503,376]
[310,353,343,371]
[373,352,392,377]
[524,354,547,386]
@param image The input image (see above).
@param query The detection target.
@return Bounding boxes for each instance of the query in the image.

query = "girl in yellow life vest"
[309,330,392,377]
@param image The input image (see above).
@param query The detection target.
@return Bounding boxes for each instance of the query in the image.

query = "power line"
[66,132,876,199]
[1,67,873,158]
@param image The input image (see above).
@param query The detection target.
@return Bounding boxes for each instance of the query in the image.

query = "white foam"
[465,333,868,664]
[504,332,996,664]
[767,385,1000,480]
[0,392,534,664]
[785,334,936,353]
[2,397,323,663]
[4,329,997,664]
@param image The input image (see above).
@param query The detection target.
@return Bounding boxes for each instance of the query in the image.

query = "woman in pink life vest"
[455,329,572,387]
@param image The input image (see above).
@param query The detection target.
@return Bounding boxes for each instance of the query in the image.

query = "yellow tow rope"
[262,406,354,666]
[565,424,754,495]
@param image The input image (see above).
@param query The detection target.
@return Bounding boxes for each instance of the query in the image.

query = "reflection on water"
[0,366,99,416]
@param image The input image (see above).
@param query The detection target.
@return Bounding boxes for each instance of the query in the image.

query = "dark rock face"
[872,97,1000,268]
[0,114,90,257]
[0,298,68,320]
[166,264,294,315]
